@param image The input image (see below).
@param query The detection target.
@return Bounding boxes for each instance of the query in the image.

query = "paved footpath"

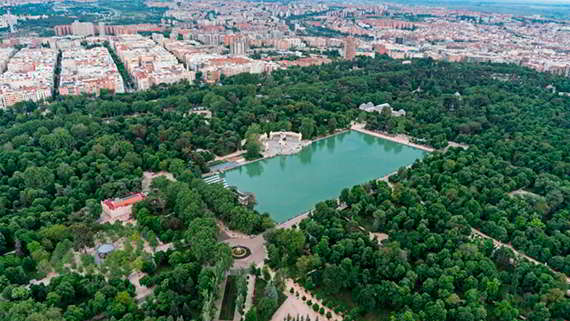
[243,274,256,313]
[271,279,343,321]
[278,204,347,230]
[277,211,311,229]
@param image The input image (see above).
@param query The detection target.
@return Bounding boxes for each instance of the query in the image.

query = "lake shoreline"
[204,126,432,177]
[220,130,427,222]
[350,123,435,152]
[257,128,350,160]
[204,128,350,177]
[275,168,404,226]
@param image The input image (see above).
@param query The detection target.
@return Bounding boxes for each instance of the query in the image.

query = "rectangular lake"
[222,130,427,223]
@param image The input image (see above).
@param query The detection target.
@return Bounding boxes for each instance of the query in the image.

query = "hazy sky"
[491,0,570,2]
[473,0,570,3]
[408,0,570,3]
[381,0,570,18]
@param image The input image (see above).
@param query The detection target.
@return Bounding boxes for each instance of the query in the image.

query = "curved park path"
[471,228,570,284]
[277,210,312,229]
[215,150,246,161]
[142,171,175,193]
[351,123,435,152]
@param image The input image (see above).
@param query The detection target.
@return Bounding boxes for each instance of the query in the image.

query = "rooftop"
[102,193,146,210]
[96,244,115,254]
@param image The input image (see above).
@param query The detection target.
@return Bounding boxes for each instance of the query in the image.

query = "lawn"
[220,275,239,320]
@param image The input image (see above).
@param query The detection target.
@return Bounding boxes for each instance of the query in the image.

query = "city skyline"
[0,0,568,108]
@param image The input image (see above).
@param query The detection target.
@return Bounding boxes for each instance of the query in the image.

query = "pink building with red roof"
[100,193,146,223]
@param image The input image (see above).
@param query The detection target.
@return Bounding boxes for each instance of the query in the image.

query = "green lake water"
[221,130,427,223]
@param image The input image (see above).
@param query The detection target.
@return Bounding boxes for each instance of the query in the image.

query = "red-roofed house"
[101,193,146,223]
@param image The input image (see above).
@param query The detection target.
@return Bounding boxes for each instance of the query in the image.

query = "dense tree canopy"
[0,55,568,320]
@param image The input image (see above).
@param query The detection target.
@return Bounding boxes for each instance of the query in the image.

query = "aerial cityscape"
[0,0,570,106]
[0,1,568,321]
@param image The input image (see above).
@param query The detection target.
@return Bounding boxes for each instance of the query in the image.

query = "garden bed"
[219,275,239,320]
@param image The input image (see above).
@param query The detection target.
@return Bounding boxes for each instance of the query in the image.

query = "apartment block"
[0,47,15,72]
[0,48,57,109]
[111,34,194,91]
[59,47,125,96]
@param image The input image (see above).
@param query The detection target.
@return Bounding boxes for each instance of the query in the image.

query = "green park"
[0,56,568,321]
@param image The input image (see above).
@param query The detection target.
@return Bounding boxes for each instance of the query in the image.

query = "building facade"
[343,37,357,60]
[100,193,146,223]
[59,47,125,96]
[229,36,247,56]
[0,48,57,109]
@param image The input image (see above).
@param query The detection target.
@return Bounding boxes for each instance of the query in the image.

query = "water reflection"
[279,155,287,171]
[326,135,336,152]
[382,140,404,154]
[299,145,313,164]
[222,130,427,223]
[316,139,326,151]
[363,133,376,145]
[245,160,264,177]
[393,143,403,154]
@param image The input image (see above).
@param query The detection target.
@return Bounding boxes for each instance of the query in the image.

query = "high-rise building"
[71,20,95,36]
[98,22,106,36]
[230,37,247,56]
[373,44,387,55]
[54,24,72,36]
[55,23,163,36]
[343,37,356,60]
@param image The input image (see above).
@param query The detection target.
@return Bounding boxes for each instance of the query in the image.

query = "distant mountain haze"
[380,0,570,19]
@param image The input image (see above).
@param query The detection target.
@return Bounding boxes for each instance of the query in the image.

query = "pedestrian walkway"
[271,296,318,321]
[224,235,266,270]
[242,275,256,317]
[471,228,570,284]
[271,279,343,321]
[277,210,311,229]
[218,219,250,239]
[141,171,175,193]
